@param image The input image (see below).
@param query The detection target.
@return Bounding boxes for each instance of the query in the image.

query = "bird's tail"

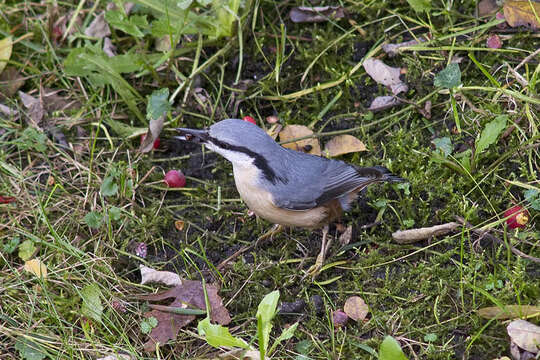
[357,165,406,183]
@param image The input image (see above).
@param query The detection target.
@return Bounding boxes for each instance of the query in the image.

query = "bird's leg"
[307,224,330,278]
[255,224,283,246]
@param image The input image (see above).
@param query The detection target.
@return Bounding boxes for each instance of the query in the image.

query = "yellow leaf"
[503,1,540,29]
[0,37,13,75]
[24,259,48,279]
[324,135,367,157]
[478,305,540,320]
[279,125,321,156]
[343,296,369,321]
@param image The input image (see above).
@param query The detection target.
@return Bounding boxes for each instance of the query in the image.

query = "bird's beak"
[174,128,209,144]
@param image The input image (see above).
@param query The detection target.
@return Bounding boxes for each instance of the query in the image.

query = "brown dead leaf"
[140,265,182,287]
[84,12,111,38]
[0,66,25,99]
[24,259,48,279]
[139,115,165,153]
[174,220,185,231]
[478,305,540,320]
[289,6,346,23]
[41,87,80,113]
[19,91,44,128]
[279,125,321,156]
[478,0,499,17]
[338,225,352,246]
[382,39,424,57]
[363,58,408,95]
[103,37,117,57]
[324,135,366,157]
[368,96,401,112]
[343,296,369,322]
[143,308,195,352]
[139,280,231,351]
[504,1,540,29]
[507,319,540,353]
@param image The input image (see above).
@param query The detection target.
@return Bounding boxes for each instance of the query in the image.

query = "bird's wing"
[272,159,388,211]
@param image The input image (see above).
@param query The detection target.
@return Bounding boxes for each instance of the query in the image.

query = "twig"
[392,222,460,244]
[455,217,540,264]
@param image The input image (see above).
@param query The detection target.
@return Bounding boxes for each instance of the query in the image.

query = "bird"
[175,119,404,276]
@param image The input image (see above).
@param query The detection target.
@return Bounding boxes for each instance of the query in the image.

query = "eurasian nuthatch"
[176,119,403,275]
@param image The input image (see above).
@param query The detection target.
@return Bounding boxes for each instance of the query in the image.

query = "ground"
[0,0,539,359]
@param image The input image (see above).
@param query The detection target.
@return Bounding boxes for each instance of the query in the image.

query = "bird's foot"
[303,224,331,280]
[255,224,283,246]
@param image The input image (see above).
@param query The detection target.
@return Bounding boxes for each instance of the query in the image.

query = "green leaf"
[15,338,46,360]
[424,333,437,342]
[3,236,20,254]
[105,10,148,38]
[379,336,408,360]
[395,182,410,196]
[18,240,36,261]
[100,176,118,197]
[268,322,298,355]
[0,37,13,75]
[475,115,507,156]
[81,283,104,322]
[108,206,122,222]
[432,137,452,157]
[140,316,158,334]
[256,290,280,358]
[524,189,540,210]
[197,317,249,349]
[434,63,461,88]
[17,128,47,153]
[403,219,415,228]
[84,211,103,229]
[147,88,171,120]
[406,0,431,12]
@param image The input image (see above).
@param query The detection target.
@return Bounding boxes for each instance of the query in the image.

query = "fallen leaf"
[279,125,321,156]
[382,39,423,57]
[324,135,367,157]
[434,63,461,88]
[363,58,408,95]
[507,319,540,353]
[24,259,47,279]
[289,6,346,23]
[338,225,353,246]
[140,264,182,287]
[478,305,540,320]
[0,37,12,75]
[18,91,44,128]
[0,66,25,98]
[139,88,170,153]
[343,296,369,322]
[143,308,195,352]
[368,96,401,112]
[81,283,104,322]
[503,1,540,29]
[97,355,133,360]
[486,34,502,49]
[139,280,231,351]
[0,103,18,118]
[84,12,111,38]
[478,0,499,16]
[103,37,116,57]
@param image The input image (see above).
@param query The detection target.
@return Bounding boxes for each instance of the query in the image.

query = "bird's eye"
[185,134,193,141]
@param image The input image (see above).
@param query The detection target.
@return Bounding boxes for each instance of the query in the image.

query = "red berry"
[0,196,15,204]
[242,116,256,125]
[140,134,160,149]
[164,170,186,188]
[504,205,529,229]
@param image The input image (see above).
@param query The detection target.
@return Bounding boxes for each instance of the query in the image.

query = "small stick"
[392,222,460,244]
[455,216,540,264]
